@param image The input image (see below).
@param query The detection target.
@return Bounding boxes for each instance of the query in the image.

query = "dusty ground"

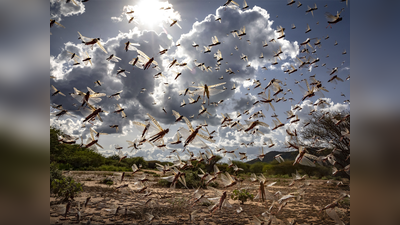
[50,170,350,224]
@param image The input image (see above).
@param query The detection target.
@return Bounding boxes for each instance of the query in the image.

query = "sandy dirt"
[50,171,350,224]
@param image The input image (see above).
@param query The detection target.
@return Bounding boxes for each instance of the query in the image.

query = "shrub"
[50,162,63,189]
[157,179,170,188]
[147,160,167,169]
[340,197,350,208]
[263,164,273,174]
[183,171,203,189]
[100,177,114,186]
[230,188,254,205]
[208,182,219,188]
[261,160,332,179]
[216,163,228,173]
[51,176,83,202]
[201,201,213,207]
[153,174,160,177]
[250,162,265,174]
[124,157,148,169]
[57,163,73,171]
[84,166,96,171]
[281,174,290,178]
[333,176,342,181]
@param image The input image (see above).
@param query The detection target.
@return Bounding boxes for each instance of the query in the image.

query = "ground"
[50,170,350,224]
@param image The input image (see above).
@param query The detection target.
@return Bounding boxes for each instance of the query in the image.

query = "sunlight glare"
[135,0,170,27]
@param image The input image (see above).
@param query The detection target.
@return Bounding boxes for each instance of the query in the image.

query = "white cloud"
[111,15,124,23]
[50,0,86,21]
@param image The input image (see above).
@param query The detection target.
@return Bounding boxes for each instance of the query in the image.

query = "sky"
[50,0,350,163]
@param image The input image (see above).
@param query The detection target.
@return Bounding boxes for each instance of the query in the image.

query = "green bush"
[201,200,213,207]
[50,162,83,202]
[250,162,266,174]
[230,188,254,205]
[57,163,73,171]
[262,164,273,174]
[208,181,219,188]
[147,160,169,169]
[153,174,160,177]
[50,162,63,189]
[100,177,114,186]
[183,171,203,188]
[340,197,350,207]
[157,179,170,187]
[50,128,150,171]
[123,157,148,169]
[261,160,331,179]
[216,163,228,173]
[51,176,83,202]
[281,174,290,178]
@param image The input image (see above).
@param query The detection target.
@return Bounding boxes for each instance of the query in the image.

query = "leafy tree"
[298,110,350,179]
[107,154,120,161]
[125,157,148,169]
[205,155,223,173]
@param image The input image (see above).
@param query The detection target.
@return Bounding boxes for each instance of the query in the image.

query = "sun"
[134,0,171,27]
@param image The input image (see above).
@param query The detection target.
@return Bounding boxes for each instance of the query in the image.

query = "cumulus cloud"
[162,5,300,123]
[50,0,86,21]
[50,27,177,137]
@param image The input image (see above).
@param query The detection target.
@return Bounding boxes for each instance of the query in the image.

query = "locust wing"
[87,87,106,98]
[147,113,164,132]
[178,127,209,148]
[96,41,108,54]
[230,1,240,6]
[207,186,223,197]
[325,208,345,225]
[131,121,159,138]
[77,32,93,43]
[220,172,234,187]
[325,12,337,22]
